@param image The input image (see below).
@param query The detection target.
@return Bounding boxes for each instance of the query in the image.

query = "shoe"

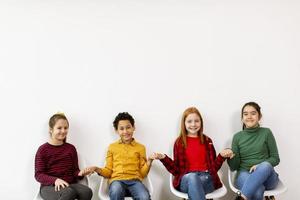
[234,191,244,200]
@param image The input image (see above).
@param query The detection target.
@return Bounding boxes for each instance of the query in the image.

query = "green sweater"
[227,127,280,171]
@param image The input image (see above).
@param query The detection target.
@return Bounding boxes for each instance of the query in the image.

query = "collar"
[118,138,136,146]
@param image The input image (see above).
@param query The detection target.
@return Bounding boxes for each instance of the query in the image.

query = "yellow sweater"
[98,139,150,184]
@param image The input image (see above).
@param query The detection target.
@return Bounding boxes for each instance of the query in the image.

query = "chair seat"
[228,169,287,197]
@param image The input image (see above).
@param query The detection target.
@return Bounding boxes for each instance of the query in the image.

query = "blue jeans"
[180,172,215,200]
[236,162,279,200]
[109,180,150,200]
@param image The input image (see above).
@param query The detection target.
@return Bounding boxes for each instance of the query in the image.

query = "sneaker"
[234,191,244,200]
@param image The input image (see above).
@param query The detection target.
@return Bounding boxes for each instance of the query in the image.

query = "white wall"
[0,1,299,199]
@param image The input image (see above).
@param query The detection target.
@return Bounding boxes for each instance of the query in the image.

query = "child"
[34,113,92,200]
[87,112,152,200]
[151,107,233,200]
[228,102,280,200]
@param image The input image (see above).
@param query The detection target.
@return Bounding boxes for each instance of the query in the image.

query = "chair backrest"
[228,169,287,197]
[33,153,89,200]
[98,176,153,200]
[169,173,227,199]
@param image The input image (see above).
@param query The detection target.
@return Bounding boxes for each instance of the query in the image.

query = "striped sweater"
[34,142,81,186]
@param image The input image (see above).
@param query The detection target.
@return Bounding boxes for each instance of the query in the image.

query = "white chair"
[228,170,287,199]
[169,173,227,200]
[98,176,154,200]
[34,154,89,200]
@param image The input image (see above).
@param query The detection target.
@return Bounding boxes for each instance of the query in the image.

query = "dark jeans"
[40,183,92,200]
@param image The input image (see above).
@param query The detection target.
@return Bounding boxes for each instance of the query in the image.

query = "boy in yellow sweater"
[88,112,153,200]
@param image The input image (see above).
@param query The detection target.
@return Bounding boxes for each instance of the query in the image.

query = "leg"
[236,162,276,200]
[40,185,77,200]
[125,180,150,200]
[69,183,93,200]
[109,181,126,200]
[179,172,214,200]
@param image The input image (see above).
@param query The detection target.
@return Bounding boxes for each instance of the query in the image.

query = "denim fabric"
[179,172,214,200]
[109,180,150,200]
[236,161,279,200]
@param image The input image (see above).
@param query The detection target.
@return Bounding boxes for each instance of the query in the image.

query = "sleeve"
[265,129,280,166]
[227,134,241,171]
[34,147,57,185]
[139,146,150,178]
[98,147,113,178]
[208,140,225,171]
[71,146,82,180]
[160,141,179,176]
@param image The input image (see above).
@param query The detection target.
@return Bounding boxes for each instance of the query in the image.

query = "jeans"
[40,183,93,200]
[236,162,279,200]
[180,172,215,200]
[109,180,150,200]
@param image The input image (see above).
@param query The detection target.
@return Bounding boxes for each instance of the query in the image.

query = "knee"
[257,162,273,172]
[62,187,77,199]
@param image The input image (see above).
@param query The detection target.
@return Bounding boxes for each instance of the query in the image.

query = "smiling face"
[184,113,202,137]
[242,105,261,128]
[116,120,135,144]
[49,119,69,144]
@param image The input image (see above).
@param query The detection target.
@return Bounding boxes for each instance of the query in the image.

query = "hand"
[220,148,234,159]
[150,152,166,160]
[54,178,69,191]
[249,165,257,173]
[78,167,95,176]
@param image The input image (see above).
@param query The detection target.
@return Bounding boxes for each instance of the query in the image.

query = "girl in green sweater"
[228,102,280,200]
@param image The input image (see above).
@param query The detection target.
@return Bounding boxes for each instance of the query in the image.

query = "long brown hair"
[179,107,204,148]
[49,113,69,143]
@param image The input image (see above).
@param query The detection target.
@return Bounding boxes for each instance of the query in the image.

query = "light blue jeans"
[236,162,279,200]
[180,172,214,200]
[109,180,150,200]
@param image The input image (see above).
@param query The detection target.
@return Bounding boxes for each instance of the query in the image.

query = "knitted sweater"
[35,142,81,186]
[228,127,280,171]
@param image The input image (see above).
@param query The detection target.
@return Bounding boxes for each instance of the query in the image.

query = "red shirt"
[160,135,225,189]
[185,136,208,171]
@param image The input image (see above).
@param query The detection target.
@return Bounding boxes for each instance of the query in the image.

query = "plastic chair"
[98,175,154,200]
[33,154,89,200]
[169,173,227,200]
[228,169,287,199]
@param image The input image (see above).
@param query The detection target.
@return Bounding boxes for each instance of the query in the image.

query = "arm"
[159,142,180,176]
[71,147,82,179]
[139,146,151,178]
[265,129,280,166]
[227,135,241,171]
[34,149,58,185]
[207,139,225,171]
